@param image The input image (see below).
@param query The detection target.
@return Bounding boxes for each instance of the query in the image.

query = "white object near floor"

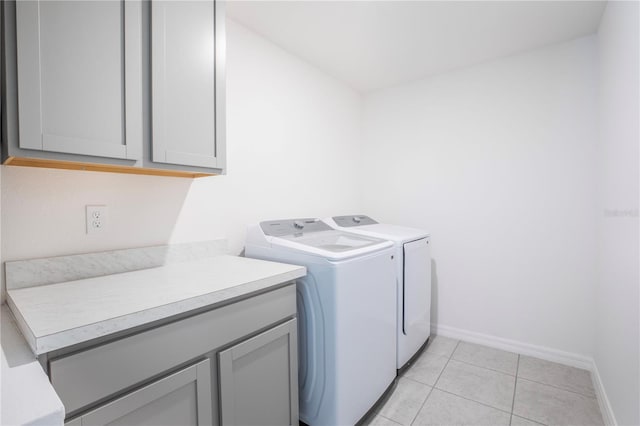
[245,219,397,425]
[326,215,431,370]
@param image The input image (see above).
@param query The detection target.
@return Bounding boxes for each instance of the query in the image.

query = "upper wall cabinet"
[0,0,226,177]
[15,1,143,161]
[150,1,225,171]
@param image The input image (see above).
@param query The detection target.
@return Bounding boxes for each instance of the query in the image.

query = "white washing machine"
[325,215,431,371]
[245,218,397,426]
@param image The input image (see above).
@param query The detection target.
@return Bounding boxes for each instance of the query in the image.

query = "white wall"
[362,37,599,358]
[0,19,363,296]
[2,15,636,425]
[595,2,640,425]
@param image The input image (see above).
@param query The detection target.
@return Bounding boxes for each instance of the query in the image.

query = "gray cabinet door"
[218,319,298,426]
[73,359,212,426]
[15,0,142,160]
[150,0,225,170]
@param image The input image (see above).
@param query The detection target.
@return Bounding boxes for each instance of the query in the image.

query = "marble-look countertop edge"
[27,266,305,355]
[6,295,38,355]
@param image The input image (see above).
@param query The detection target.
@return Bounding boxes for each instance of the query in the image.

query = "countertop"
[1,306,65,426]
[7,255,306,355]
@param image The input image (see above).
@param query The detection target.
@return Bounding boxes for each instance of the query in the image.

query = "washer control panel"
[261,218,332,236]
[332,215,379,227]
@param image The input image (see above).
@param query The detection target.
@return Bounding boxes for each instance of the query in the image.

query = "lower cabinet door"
[218,319,298,426]
[71,359,212,426]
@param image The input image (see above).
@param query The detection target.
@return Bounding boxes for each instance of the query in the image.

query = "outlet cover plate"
[86,205,108,234]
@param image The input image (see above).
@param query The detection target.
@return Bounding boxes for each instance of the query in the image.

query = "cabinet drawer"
[51,284,295,416]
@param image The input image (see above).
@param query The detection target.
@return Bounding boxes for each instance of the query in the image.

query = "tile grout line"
[432,386,513,416]
[505,353,597,399]
[449,357,519,377]
[401,351,449,387]
[511,414,549,426]
[515,376,598,399]
[409,383,435,426]
[510,354,520,425]
[377,414,403,426]
[402,375,435,387]
[409,339,461,426]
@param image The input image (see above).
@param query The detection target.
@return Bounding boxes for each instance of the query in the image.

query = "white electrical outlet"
[86,205,108,234]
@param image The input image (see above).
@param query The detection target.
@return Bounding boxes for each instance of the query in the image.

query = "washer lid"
[280,230,383,252]
[270,230,392,260]
[259,219,392,260]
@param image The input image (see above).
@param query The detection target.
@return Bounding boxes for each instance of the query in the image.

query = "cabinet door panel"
[218,319,298,426]
[151,0,221,169]
[79,359,212,426]
[15,0,142,160]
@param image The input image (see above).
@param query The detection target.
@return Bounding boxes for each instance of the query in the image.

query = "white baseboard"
[431,323,617,425]
[432,323,593,369]
[590,361,618,426]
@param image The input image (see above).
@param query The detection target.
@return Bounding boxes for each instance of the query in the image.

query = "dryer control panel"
[261,218,333,236]
[332,215,379,227]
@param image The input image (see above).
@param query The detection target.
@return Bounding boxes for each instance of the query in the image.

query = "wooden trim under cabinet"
[3,157,215,178]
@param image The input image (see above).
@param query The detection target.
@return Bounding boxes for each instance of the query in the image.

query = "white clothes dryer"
[325,215,431,371]
[245,218,397,426]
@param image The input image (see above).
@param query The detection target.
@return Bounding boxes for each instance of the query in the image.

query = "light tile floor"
[367,336,604,426]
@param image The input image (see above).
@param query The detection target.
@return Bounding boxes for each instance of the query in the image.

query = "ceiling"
[227,1,607,92]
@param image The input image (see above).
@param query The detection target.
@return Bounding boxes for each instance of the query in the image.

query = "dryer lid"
[327,216,430,242]
[332,215,378,227]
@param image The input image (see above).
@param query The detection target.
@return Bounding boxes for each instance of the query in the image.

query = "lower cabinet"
[55,284,298,426]
[65,359,212,426]
[219,319,298,426]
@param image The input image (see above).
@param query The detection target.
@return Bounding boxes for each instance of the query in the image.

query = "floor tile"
[510,415,545,426]
[435,359,516,411]
[452,341,519,375]
[513,378,604,426]
[424,335,459,358]
[367,414,402,426]
[412,389,511,426]
[518,356,595,397]
[378,377,432,425]
[403,352,449,386]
